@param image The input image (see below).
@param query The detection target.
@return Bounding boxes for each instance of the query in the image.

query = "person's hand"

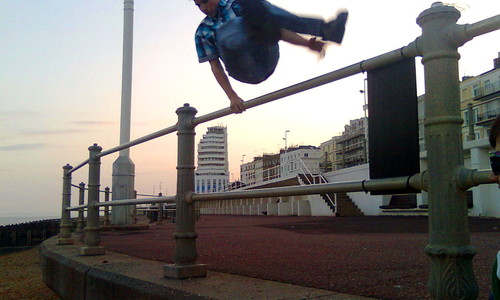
[489,173,500,189]
[307,37,326,58]
[229,95,246,114]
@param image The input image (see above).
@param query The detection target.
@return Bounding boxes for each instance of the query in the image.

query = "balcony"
[475,108,500,127]
[471,80,500,102]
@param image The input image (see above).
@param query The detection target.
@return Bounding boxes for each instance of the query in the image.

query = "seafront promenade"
[41,215,499,299]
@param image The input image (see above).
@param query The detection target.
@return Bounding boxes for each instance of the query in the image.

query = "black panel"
[367,58,420,195]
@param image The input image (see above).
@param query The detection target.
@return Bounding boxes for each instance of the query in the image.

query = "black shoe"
[239,0,281,44]
[322,11,348,44]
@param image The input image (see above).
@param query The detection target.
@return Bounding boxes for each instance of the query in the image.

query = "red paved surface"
[100,215,500,300]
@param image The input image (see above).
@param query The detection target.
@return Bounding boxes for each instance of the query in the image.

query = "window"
[461,88,467,100]
[484,80,492,94]
[473,84,480,97]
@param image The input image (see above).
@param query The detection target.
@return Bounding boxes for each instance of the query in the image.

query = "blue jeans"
[217,17,279,84]
[262,1,324,38]
[216,1,324,84]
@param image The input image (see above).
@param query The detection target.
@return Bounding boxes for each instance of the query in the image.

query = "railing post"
[76,182,86,233]
[103,187,111,226]
[417,3,478,298]
[80,143,105,256]
[157,192,163,225]
[132,190,138,224]
[164,103,207,279]
[57,164,74,245]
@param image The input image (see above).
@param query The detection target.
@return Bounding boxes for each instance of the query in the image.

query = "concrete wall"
[308,195,335,216]
[297,201,312,216]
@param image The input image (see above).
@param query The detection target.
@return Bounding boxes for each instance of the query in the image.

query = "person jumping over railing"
[193,0,348,113]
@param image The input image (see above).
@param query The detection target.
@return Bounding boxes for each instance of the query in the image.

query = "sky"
[0,0,499,218]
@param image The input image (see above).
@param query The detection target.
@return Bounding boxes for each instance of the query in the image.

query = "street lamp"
[359,77,368,118]
[283,130,290,152]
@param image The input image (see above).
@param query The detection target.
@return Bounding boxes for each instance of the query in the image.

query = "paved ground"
[100,215,500,300]
[0,247,60,299]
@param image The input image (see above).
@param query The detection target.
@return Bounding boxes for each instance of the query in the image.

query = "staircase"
[297,174,336,214]
[334,192,364,217]
[297,174,363,216]
[380,194,428,216]
[379,194,417,209]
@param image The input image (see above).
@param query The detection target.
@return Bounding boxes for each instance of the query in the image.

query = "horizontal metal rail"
[67,159,90,175]
[189,173,425,202]
[461,14,500,42]
[190,168,496,203]
[67,204,88,211]
[97,124,178,158]
[192,40,420,126]
[93,196,175,207]
[66,196,175,211]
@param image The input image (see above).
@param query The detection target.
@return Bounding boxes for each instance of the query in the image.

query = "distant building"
[460,53,500,141]
[195,126,229,193]
[336,118,368,170]
[319,118,368,172]
[280,146,321,178]
[262,153,280,181]
[240,157,260,186]
[319,136,341,172]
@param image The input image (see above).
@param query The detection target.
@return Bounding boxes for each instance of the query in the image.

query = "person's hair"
[490,115,500,148]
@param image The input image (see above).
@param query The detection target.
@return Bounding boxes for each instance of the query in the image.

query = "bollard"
[417,3,478,298]
[103,187,111,226]
[164,104,206,279]
[57,164,74,245]
[76,182,85,233]
[157,192,163,225]
[132,190,138,224]
[80,144,105,256]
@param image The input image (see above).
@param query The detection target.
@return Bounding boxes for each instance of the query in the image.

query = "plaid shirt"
[195,0,242,63]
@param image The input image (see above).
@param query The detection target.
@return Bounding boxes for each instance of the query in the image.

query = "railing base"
[79,246,105,256]
[57,238,74,245]
[164,263,207,279]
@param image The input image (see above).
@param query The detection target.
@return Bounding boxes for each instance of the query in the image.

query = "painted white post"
[75,182,85,233]
[112,0,136,225]
[164,104,207,279]
[58,164,74,245]
[81,144,105,256]
[417,3,479,298]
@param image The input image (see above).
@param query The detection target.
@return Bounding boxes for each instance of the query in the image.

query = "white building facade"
[195,126,229,193]
[280,146,321,178]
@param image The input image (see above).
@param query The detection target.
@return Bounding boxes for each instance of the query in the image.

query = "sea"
[0,216,60,226]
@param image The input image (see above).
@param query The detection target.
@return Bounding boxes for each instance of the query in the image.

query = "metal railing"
[56,4,500,298]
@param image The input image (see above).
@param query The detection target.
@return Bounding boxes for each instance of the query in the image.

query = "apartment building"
[280,146,321,178]
[336,118,368,169]
[460,53,500,141]
[319,118,368,172]
[195,126,229,193]
[319,137,341,172]
[240,153,281,186]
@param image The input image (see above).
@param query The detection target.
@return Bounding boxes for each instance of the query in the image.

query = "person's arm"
[280,29,326,54]
[209,59,246,113]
